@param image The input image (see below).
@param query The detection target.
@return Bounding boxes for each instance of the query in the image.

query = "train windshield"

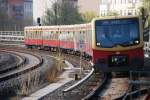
[95,18,140,48]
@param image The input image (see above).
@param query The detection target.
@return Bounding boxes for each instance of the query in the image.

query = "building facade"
[78,0,100,15]
[99,0,143,16]
[0,0,33,30]
[24,0,33,20]
[8,0,24,20]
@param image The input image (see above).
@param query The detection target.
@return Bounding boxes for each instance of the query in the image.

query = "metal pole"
[54,0,58,25]
[80,50,82,75]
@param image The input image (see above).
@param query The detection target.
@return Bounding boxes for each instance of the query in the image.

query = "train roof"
[92,15,140,21]
[24,23,91,30]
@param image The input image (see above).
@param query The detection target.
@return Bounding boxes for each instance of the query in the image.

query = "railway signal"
[37,17,41,26]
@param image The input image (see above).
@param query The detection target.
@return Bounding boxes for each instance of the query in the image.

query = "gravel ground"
[40,72,102,100]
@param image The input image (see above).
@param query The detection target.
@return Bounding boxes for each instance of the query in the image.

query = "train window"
[39,31,41,39]
[49,32,51,40]
[30,32,32,39]
[54,32,57,40]
[25,31,27,38]
[35,31,36,39]
[48,31,50,40]
[38,31,40,39]
[36,31,38,39]
[46,31,49,40]
[95,18,140,48]
[28,32,30,39]
[51,32,53,40]
[32,31,34,39]
[44,31,46,40]
[34,31,36,39]
[49,31,51,39]
[35,31,37,39]
[37,31,38,39]
[30,32,31,39]
[34,32,36,39]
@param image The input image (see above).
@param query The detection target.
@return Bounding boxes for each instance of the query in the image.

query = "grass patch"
[45,58,65,83]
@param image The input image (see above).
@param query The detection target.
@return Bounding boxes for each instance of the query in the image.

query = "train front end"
[92,16,144,72]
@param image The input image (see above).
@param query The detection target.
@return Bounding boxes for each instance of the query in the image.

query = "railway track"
[0,45,95,99]
[0,43,150,100]
[82,73,111,100]
[82,73,113,100]
[115,78,150,100]
[0,49,43,82]
[116,88,150,100]
[62,70,103,100]
[81,73,130,100]
[0,51,26,75]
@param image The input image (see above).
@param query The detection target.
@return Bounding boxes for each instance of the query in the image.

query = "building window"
[128,0,132,3]
[120,10,122,15]
[134,10,137,15]
[114,0,116,4]
[133,0,136,3]
[124,10,126,15]
[128,10,132,15]
[101,0,107,4]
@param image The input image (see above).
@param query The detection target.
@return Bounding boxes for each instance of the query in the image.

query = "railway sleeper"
[87,82,98,87]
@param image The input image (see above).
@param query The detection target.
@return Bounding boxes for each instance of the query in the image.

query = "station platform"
[22,60,74,100]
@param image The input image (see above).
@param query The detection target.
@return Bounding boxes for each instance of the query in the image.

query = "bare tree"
[42,0,84,25]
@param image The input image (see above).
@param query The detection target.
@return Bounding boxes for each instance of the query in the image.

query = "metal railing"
[0,31,24,42]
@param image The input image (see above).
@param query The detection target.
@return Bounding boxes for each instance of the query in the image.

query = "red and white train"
[25,16,144,72]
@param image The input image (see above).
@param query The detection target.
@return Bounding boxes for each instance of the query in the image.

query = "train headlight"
[134,40,139,44]
[97,42,101,46]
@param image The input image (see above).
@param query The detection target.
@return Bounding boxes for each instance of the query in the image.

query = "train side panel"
[42,27,59,48]
[25,27,43,47]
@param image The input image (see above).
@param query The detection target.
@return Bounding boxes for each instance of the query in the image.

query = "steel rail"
[0,50,26,74]
[82,73,111,100]
[63,68,94,93]
[122,88,150,100]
